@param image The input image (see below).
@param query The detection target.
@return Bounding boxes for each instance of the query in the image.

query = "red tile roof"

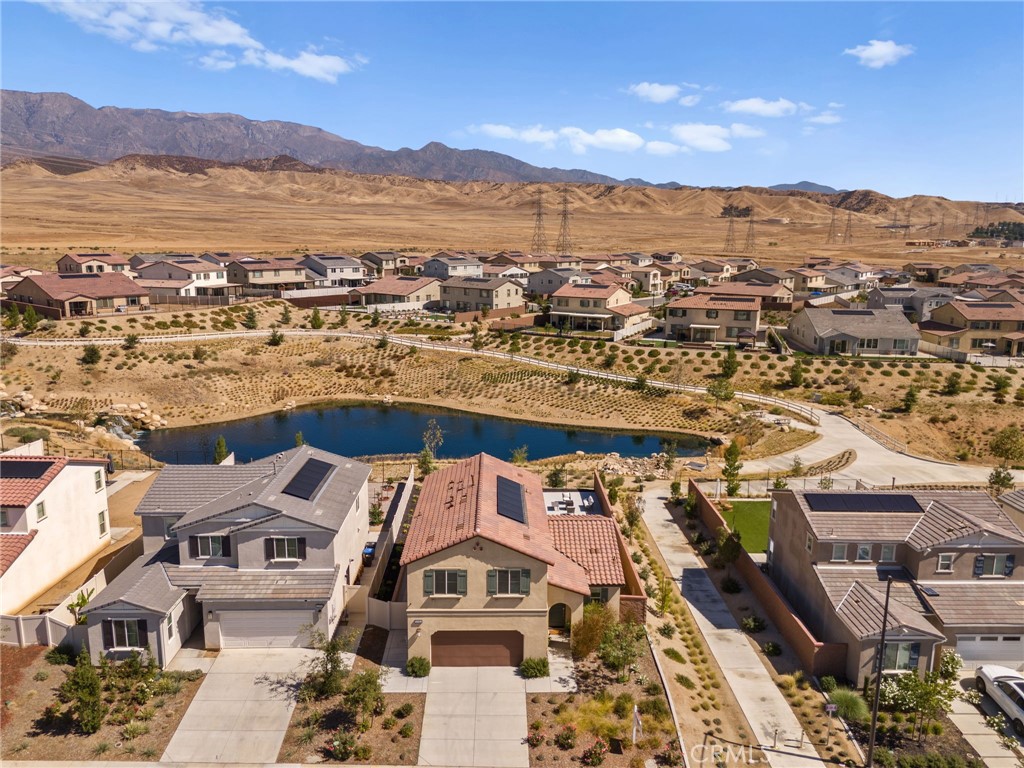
[944,301,1024,321]
[695,283,790,298]
[61,252,129,265]
[0,456,68,506]
[548,516,626,586]
[13,272,148,301]
[609,302,650,318]
[400,454,590,594]
[667,294,762,310]
[551,283,623,300]
[353,275,439,296]
[0,532,37,576]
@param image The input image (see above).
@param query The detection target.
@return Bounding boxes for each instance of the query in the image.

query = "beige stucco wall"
[666,305,760,342]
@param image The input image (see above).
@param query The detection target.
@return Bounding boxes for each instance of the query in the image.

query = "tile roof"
[168,565,339,601]
[943,301,1024,322]
[136,464,273,517]
[667,294,762,311]
[304,253,362,267]
[547,516,626,586]
[13,272,149,301]
[551,283,623,299]
[441,277,518,291]
[400,454,591,595]
[695,283,791,298]
[798,308,921,341]
[353,275,439,296]
[913,581,1024,627]
[135,278,194,289]
[609,302,650,318]
[917,320,964,337]
[84,546,184,614]
[231,258,305,271]
[61,252,129,265]
[787,268,826,277]
[482,264,527,276]
[0,531,37,576]
[0,456,67,507]
[138,259,219,275]
[816,566,944,640]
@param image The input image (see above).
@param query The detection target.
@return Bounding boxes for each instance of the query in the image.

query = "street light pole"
[865,575,894,768]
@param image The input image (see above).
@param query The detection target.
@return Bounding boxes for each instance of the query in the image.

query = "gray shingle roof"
[164,564,339,601]
[913,581,1024,627]
[137,465,272,517]
[799,308,921,341]
[84,546,185,614]
[816,566,944,640]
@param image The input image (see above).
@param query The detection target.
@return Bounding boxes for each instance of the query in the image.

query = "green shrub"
[637,697,670,719]
[820,675,837,693]
[399,722,414,738]
[393,702,415,719]
[740,615,766,633]
[519,657,550,679]
[406,656,431,677]
[555,724,578,750]
[829,689,869,722]
[663,647,685,663]
[762,642,782,657]
[570,602,615,660]
[657,621,676,638]
[721,576,742,594]
[613,692,635,718]
[45,644,75,666]
[675,673,696,690]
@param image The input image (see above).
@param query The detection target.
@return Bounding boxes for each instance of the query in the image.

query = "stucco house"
[351,276,441,308]
[82,447,371,667]
[482,263,530,286]
[0,265,43,295]
[422,255,484,281]
[6,272,150,319]
[360,251,411,276]
[549,283,650,332]
[57,252,135,278]
[439,277,524,312]
[0,451,110,614]
[135,258,239,298]
[664,295,761,345]
[299,254,368,287]
[226,258,311,291]
[694,282,794,309]
[866,287,955,322]
[786,268,828,294]
[399,453,627,666]
[527,268,591,297]
[732,267,796,290]
[788,308,920,356]
[768,489,1024,683]
[920,300,1024,356]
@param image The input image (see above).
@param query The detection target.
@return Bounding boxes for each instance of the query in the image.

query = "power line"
[825,204,838,245]
[743,212,756,253]
[555,189,573,256]
[530,188,548,254]
[723,216,737,252]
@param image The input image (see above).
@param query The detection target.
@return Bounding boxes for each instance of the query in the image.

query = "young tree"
[308,307,324,329]
[192,344,209,363]
[772,476,789,490]
[62,652,106,734]
[267,329,285,346]
[788,361,804,388]
[598,620,646,681]
[295,431,305,447]
[213,435,229,464]
[422,418,443,458]
[546,465,566,487]
[715,526,743,575]
[81,344,101,366]
[656,575,674,616]
[570,603,616,660]
[122,333,140,350]
[621,492,642,537]
[722,439,743,497]
[719,346,740,379]
[21,305,39,332]
[510,445,529,465]
[301,629,354,699]
[242,307,258,330]
[338,306,349,326]
[280,304,292,324]
[941,371,963,396]
[369,308,381,328]
[988,465,1014,496]
[903,385,919,412]
[707,377,735,410]
[3,303,21,330]
[343,669,386,728]
[990,425,1024,466]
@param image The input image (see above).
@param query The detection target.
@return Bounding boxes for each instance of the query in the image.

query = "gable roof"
[60,252,129,266]
[0,531,37,576]
[695,283,790,298]
[400,454,590,594]
[441,276,518,291]
[547,516,625,586]
[229,258,304,271]
[552,283,624,300]
[941,301,1024,322]
[353,275,438,296]
[303,253,363,268]
[0,456,68,507]
[817,566,944,641]
[84,545,185,614]
[667,294,761,311]
[13,272,148,301]
[609,302,650,318]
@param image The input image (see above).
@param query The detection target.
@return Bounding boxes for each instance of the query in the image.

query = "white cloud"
[37,0,362,83]
[471,124,559,148]
[720,97,797,117]
[680,82,702,90]
[669,122,765,152]
[559,127,645,154]
[843,39,915,68]
[807,111,843,125]
[678,94,701,107]
[627,82,681,104]
[645,141,688,156]
[729,123,765,138]
[797,102,815,113]
[828,102,845,109]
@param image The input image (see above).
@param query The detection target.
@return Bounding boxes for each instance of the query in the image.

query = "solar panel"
[282,458,335,501]
[496,476,527,524]
[0,460,54,479]
[920,586,940,597]
[804,493,922,513]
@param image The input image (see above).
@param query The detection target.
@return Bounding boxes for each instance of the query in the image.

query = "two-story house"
[351,276,441,308]
[866,287,954,322]
[786,268,828,294]
[400,453,626,666]
[360,252,411,276]
[57,253,135,278]
[921,301,1024,356]
[527,268,592,297]
[227,258,311,291]
[439,277,524,313]
[135,258,239,298]
[690,259,733,281]
[768,490,1024,684]
[0,451,110,614]
[549,283,650,332]
[482,263,529,286]
[788,308,920,356]
[903,263,955,283]
[299,254,368,287]
[0,265,43,296]
[82,447,371,667]
[694,282,794,309]
[732,267,796,291]
[631,267,664,296]
[422,256,485,281]
[664,295,761,344]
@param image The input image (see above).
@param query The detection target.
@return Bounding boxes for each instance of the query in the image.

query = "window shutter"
[297,538,307,560]
[974,555,985,576]
[188,536,198,559]
[1004,554,1015,577]
[265,538,274,561]
[138,619,148,640]
[423,570,434,596]
[486,569,497,596]
[221,536,231,557]
[908,642,920,669]
[102,620,114,649]
[520,569,531,596]
[457,570,467,596]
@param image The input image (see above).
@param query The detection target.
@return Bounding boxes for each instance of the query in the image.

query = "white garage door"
[219,610,315,648]
[957,635,1024,666]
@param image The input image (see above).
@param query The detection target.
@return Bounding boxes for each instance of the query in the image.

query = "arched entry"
[548,603,570,632]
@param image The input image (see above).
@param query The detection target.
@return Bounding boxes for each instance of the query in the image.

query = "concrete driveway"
[418,666,529,768]
[161,648,314,763]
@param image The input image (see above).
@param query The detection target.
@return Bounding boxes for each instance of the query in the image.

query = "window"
[190,535,231,559]
[104,619,144,649]
[948,338,960,349]
[423,569,467,596]
[979,553,1008,577]
[706,309,719,319]
[95,470,103,491]
[163,518,178,540]
[970,320,993,330]
[805,533,814,553]
[127,296,140,306]
[893,339,910,351]
[856,544,873,561]
[273,537,299,560]
[936,553,954,572]
[971,338,997,350]
[586,587,610,605]
[488,568,531,596]
[735,311,751,321]
[252,270,264,278]
[882,642,921,672]
[166,614,173,639]
[880,544,896,562]
[859,338,879,350]
[36,501,46,521]
[0,509,7,527]
[831,543,847,562]
[580,299,591,308]
[98,510,107,536]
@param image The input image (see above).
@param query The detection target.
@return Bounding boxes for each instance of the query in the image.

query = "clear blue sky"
[2,1,1021,200]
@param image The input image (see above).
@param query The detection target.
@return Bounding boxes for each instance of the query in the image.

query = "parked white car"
[975,665,1024,737]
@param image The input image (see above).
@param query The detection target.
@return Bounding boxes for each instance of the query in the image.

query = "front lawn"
[721,500,770,554]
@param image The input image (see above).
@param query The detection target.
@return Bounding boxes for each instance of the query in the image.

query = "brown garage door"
[431,630,524,667]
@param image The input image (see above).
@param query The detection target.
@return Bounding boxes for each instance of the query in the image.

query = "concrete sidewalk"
[641,484,825,768]
[948,684,1022,768]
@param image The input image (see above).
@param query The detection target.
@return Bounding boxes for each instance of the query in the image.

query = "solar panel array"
[282,458,335,501]
[0,460,53,479]
[804,493,922,513]
[496,476,527,524]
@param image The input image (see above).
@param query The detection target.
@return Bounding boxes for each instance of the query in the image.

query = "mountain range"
[2,89,843,192]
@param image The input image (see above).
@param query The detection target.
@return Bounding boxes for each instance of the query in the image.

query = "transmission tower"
[972,203,982,228]
[889,206,900,239]
[530,189,548,254]
[842,210,854,245]
[825,204,839,245]
[555,189,573,256]
[723,216,737,252]
[743,214,756,253]
[938,213,946,239]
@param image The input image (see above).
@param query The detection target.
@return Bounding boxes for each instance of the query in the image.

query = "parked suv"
[975,665,1024,737]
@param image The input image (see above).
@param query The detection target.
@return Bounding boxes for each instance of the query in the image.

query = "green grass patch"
[723,500,770,554]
